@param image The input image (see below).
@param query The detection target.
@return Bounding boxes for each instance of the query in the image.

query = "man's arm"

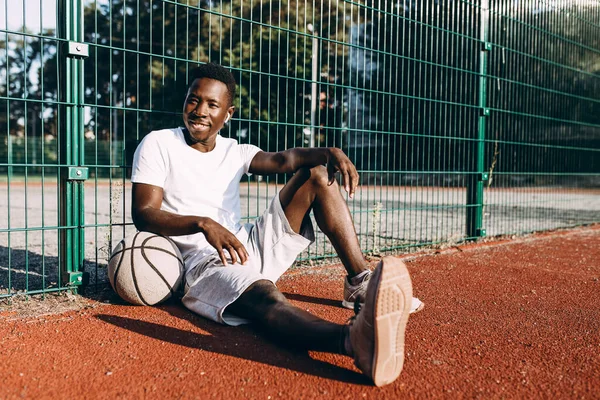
[249,147,359,198]
[132,183,248,265]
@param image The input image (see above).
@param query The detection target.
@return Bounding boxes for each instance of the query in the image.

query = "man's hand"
[201,218,249,266]
[327,148,360,199]
[132,183,249,266]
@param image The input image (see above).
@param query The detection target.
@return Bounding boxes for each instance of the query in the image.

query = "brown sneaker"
[342,271,371,309]
[348,256,413,386]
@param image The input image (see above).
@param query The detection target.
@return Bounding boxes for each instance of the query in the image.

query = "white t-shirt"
[131,127,262,270]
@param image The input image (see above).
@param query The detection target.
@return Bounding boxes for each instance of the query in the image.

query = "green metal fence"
[1,0,599,298]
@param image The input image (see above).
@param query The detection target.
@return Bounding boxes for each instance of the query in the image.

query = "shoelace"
[345,299,363,329]
[354,299,363,315]
[346,275,368,328]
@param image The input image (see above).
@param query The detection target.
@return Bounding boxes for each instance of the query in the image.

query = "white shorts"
[181,194,315,326]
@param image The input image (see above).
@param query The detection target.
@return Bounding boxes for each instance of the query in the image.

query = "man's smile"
[188,119,210,129]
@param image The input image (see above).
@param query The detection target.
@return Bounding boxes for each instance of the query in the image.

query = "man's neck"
[182,127,217,153]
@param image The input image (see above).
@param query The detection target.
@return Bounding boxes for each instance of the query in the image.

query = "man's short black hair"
[188,63,236,106]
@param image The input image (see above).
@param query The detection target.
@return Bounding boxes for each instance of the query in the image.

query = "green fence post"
[467,0,490,239]
[58,0,88,289]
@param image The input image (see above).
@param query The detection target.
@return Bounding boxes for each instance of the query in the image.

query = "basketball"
[108,231,184,305]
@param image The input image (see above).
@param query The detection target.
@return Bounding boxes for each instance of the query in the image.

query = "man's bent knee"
[301,165,335,190]
[227,280,288,321]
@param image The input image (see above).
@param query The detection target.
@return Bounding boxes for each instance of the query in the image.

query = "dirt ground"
[1,226,599,399]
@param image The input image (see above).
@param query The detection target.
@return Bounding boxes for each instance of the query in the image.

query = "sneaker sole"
[371,256,413,387]
[342,298,425,314]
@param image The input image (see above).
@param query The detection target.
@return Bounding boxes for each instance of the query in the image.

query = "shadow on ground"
[281,292,342,308]
[0,245,111,296]
[95,303,367,385]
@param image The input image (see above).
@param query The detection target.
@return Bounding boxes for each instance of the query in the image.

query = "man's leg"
[227,279,349,354]
[278,166,424,314]
[278,165,366,277]
[227,166,413,385]
[227,258,413,387]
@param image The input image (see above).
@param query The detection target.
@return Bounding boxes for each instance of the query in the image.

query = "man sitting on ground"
[131,63,422,386]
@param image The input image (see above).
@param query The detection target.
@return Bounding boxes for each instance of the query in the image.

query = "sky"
[0,0,57,32]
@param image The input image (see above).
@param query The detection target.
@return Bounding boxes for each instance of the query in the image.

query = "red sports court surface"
[1,226,599,399]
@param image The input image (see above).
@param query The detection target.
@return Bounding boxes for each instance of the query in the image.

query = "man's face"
[182,78,234,147]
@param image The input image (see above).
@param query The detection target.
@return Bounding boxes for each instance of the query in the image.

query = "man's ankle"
[348,269,370,285]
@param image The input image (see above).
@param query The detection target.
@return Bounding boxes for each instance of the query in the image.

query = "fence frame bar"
[467,0,490,238]
[58,0,87,289]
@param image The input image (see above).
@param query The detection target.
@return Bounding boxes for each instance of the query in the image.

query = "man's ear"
[226,106,235,123]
